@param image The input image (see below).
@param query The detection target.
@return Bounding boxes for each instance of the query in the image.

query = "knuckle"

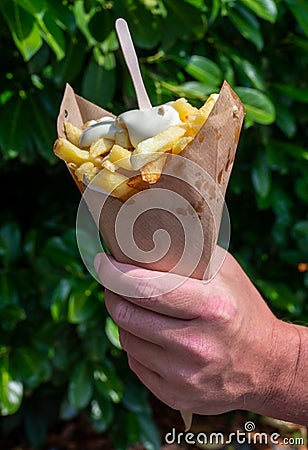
[201,295,238,325]
[127,355,137,373]
[115,302,133,328]
[136,278,161,302]
[177,367,199,390]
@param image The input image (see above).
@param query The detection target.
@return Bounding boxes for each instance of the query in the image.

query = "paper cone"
[56,81,244,429]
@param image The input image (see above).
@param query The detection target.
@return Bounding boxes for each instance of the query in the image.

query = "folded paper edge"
[180,410,193,431]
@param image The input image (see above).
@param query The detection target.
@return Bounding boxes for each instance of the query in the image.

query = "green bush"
[0,0,307,448]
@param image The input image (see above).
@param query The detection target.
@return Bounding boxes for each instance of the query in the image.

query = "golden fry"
[90,137,114,158]
[101,159,117,172]
[141,153,168,184]
[172,136,194,154]
[108,145,133,170]
[75,162,99,182]
[64,122,83,147]
[131,125,186,170]
[173,98,198,122]
[54,138,89,165]
[127,175,150,191]
[199,93,219,119]
[90,169,137,200]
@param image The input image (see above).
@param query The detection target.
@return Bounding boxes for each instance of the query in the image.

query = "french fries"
[64,122,83,147]
[92,169,138,200]
[75,162,99,182]
[108,145,133,170]
[54,138,89,165]
[90,137,114,158]
[130,125,186,171]
[54,94,218,201]
[141,153,169,184]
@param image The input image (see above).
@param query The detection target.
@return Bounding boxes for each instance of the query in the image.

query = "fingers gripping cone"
[56,19,245,431]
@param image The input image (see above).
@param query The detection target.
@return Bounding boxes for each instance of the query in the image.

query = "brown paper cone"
[57,82,244,429]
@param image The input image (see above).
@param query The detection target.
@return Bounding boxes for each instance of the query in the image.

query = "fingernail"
[94,253,102,273]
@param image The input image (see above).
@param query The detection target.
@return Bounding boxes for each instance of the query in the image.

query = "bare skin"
[94,251,308,425]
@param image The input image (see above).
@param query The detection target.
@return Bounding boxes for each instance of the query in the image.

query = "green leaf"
[51,279,72,322]
[138,412,161,450]
[184,55,223,87]
[209,0,221,23]
[285,0,308,38]
[60,398,78,420]
[295,177,308,203]
[124,412,140,444]
[239,0,277,22]
[251,152,272,198]
[275,102,297,138]
[15,0,46,16]
[28,95,57,162]
[24,408,47,448]
[228,5,264,50]
[0,359,23,416]
[113,1,162,49]
[0,305,26,331]
[82,56,116,107]
[255,279,302,315]
[293,221,308,237]
[0,96,27,155]
[80,328,108,362]
[1,2,43,61]
[23,229,37,262]
[38,11,66,60]
[53,32,87,86]
[0,222,21,265]
[93,362,123,403]
[231,55,266,90]
[88,9,114,42]
[68,361,93,410]
[274,83,308,103]
[105,317,122,350]
[68,291,98,324]
[218,54,236,86]
[13,347,51,388]
[0,274,19,304]
[90,396,114,432]
[46,1,76,33]
[161,80,215,100]
[268,140,308,161]
[83,0,96,13]
[235,87,276,124]
[163,0,206,41]
[122,381,149,413]
[43,235,78,267]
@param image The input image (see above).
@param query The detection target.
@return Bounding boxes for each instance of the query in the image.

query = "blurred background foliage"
[0,0,307,448]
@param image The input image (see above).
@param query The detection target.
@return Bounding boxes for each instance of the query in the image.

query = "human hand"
[94,251,306,423]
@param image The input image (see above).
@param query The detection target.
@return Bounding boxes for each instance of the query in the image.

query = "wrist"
[251,318,308,425]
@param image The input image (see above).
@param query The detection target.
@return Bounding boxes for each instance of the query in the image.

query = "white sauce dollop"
[117,103,181,147]
[78,102,181,148]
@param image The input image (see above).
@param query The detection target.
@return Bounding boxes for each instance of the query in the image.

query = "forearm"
[253,320,308,425]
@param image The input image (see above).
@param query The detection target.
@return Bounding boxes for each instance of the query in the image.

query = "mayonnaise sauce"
[78,103,182,148]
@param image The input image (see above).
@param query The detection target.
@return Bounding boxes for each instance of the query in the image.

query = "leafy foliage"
[0,0,307,448]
